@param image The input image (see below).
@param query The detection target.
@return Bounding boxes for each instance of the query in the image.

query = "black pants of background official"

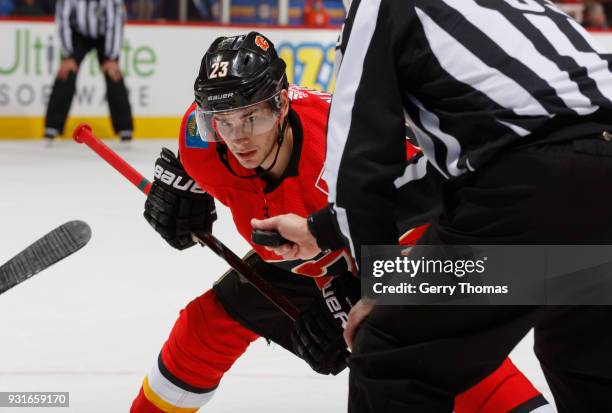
[45,32,133,136]
[349,137,612,413]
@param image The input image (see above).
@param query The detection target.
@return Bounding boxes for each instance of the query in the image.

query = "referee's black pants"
[348,137,612,413]
[44,32,133,136]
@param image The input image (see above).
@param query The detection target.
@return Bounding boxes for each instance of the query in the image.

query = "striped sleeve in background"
[56,0,74,58]
[86,0,99,39]
[324,0,612,267]
[104,0,124,60]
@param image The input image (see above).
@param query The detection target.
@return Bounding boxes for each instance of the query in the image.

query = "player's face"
[213,100,283,169]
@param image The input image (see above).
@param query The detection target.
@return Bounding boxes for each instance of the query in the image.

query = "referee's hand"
[344,298,376,350]
[57,58,78,81]
[102,60,122,82]
[251,214,321,260]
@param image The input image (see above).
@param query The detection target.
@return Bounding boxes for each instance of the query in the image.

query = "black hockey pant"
[44,33,133,136]
[348,136,612,413]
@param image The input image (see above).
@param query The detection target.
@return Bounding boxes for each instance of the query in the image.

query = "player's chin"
[237,158,260,169]
[234,150,262,168]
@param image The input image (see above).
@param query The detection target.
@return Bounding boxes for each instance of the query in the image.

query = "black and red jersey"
[179,85,427,282]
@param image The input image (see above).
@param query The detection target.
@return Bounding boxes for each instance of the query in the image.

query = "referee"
[44,0,133,142]
[253,0,612,411]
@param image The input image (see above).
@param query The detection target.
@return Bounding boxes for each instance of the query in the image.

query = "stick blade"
[0,220,92,294]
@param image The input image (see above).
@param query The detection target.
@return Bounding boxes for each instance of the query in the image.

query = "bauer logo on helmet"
[208,92,235,102]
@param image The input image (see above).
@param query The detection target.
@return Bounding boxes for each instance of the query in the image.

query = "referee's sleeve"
[321,0,437,267]
[56,0,73,58]
[104,0,124,60]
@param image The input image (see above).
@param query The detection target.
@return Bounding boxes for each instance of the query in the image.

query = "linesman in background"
[44,0,133,142]
[254,0,612,411]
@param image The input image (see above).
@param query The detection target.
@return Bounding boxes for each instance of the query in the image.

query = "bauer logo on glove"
[144,148,217,250]
[153,163,206,194]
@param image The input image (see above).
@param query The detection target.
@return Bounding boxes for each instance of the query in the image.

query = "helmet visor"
[195,92,281,143]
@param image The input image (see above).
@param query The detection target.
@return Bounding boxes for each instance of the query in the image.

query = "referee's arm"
[315,0,438,266]
[104,0,124,61]
[56,0,74,59]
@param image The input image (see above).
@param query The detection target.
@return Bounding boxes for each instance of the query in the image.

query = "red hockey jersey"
[179,85,425,278]
[180,86,332,260]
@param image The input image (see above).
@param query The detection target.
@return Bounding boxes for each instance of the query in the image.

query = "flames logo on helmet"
[255,35,270,51]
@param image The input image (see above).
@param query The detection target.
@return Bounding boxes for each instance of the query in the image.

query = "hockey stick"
[72,124,300,321]
[0,221,92,295]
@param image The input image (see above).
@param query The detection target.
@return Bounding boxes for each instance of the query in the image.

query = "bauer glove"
[291,273,360,375]
[144,148,217,250]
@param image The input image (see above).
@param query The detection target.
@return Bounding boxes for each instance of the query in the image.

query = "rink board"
[1,20,612,139]
[0,20,338,138]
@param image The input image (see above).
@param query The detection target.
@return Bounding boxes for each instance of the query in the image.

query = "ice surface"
[0,140,554,412]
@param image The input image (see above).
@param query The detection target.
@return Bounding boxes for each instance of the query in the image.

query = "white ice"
[0,139,554,412]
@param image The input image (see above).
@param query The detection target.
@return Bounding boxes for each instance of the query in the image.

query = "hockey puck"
[251,230,290,247]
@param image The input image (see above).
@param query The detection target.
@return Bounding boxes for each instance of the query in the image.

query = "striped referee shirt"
[56,0,125,60]
[320,0,612,265]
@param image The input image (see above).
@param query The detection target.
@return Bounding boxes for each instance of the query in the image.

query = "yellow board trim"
[142,376,200,413]
[0,116,181,139]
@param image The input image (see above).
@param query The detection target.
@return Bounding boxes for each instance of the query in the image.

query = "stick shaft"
[73,123,299,321]
[73,124,152,194]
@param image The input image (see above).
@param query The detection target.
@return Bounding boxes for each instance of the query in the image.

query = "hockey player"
[130,32,549,413]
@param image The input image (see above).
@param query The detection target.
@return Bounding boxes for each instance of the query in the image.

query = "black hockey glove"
[291,274,360,375]
[144,148,216,250]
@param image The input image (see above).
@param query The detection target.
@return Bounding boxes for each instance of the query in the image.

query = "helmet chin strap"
[216,116,289,180]
[255,117,288,175]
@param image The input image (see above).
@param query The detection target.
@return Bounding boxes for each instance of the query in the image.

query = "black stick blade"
[0,221,92,294]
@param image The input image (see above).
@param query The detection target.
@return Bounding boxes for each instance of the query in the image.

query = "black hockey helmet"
[193,32,288,142]
[193,32,292,178]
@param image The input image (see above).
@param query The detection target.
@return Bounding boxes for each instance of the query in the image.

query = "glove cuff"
[308,205,346,252]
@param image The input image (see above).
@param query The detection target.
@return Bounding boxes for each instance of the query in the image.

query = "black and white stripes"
[325,0,612,263]
[56,0,125,60]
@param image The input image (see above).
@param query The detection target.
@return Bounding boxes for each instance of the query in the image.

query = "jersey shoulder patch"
[184,108,209,149]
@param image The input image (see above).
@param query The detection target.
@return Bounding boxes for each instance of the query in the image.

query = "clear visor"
[195,93,281,143]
